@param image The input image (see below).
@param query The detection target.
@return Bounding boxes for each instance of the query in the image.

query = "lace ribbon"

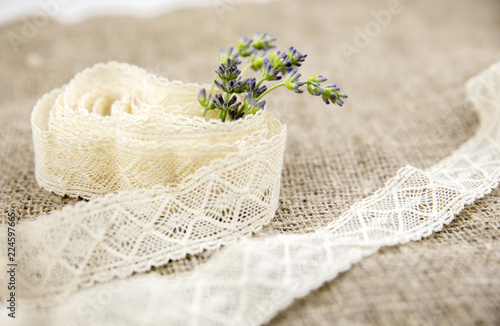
[1,62,499,326]
[0,62,287,302]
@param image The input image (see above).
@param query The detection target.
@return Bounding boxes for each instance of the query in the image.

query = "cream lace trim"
[1,62,286,302]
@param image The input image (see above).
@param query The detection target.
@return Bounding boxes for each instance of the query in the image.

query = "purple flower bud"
[197,88,207,106]
[286,47,307,68]
[212,93,225,108]
[284,69,304,93]
[255,85,267,98]
[244,91,254,106]
[321,94,331,105]
[308,74,328,83]
[236,36,253,57]
[249,52,266,70]
[219,47,235,64]
[227,94,238,106]
[214,80,227,93]
[256,100,266,110]
[251,32,276,50]
[307,83,325,96]
[247,99,266,114]
[261,61,281,81]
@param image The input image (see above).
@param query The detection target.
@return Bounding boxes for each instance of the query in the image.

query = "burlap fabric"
[1,0,499,324]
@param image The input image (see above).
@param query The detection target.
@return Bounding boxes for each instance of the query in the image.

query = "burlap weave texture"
[1,0,499,325]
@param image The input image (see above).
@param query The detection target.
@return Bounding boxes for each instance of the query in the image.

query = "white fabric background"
[0,0,277,26]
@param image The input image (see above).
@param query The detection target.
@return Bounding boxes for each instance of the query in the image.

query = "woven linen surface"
[1,0,499,325]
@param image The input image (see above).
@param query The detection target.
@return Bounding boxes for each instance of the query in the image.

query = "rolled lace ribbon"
[32,62,286,198]
[15,62,286,300]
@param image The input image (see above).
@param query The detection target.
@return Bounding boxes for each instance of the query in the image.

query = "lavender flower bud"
[236,36,253,57]
[214,80,227,93]
[234,78,249,93]
[211,93,225,109]
[321,92,332,105]
[261,60,281,81]
[249,52,266,70]
[286,47,307,67]
[307,83,325,96]
[243,78,266,97]
[323,83,341,92]
[243,91,254,108]
[247,99,266,114]
[219,47,234,64]
[254,85,267,98]
[308,74,328,83]
[269,50,293,73]
[227,79,243,93]
[318,84,348,106]
[228,109,244,121]
[245,78,256,92]
[197,88,208,107]
[251,32,276,50]
[284,69,304,93]
[216,60,241,82]
[227,94,239,108]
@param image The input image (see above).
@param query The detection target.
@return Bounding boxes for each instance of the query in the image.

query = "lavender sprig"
[304,74,348,106]
[199,33,348,122]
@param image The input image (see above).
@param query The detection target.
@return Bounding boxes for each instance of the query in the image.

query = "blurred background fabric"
[0,0,499,325]
[0,0,275,25]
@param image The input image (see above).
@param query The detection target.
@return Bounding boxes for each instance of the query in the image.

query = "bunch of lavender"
[198,32,348,122]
